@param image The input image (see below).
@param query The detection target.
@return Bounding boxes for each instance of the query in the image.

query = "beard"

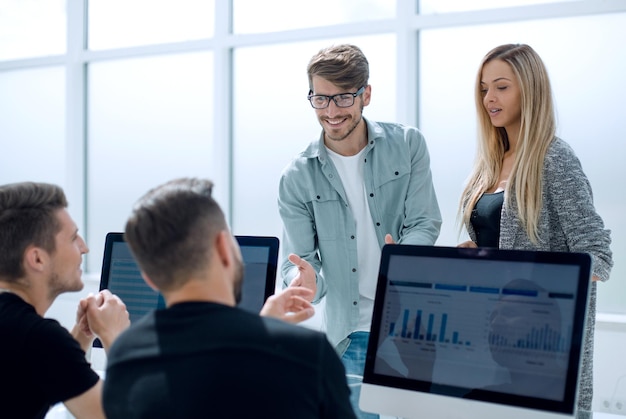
[322,102,364,142]
[232,255,244,305]
[48,270,84,300]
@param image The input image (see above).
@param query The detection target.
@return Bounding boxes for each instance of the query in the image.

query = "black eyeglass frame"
[307,86,366,109]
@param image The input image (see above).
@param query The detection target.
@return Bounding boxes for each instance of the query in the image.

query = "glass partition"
[0,67,65,187]
[87,52,214,272]
[233,0,396,34]
[0,0,65,61]
[419,0,579,14]
[88,0,215,50]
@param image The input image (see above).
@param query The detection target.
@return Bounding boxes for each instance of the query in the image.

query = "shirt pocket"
[308,189,345,241]
[372,160,411,218]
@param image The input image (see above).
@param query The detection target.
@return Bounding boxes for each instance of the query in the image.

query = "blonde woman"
[458,44,613,411]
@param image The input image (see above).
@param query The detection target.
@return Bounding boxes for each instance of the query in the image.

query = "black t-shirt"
[0,292,100,418]
[471,191,504,248]
[103,302,356,419]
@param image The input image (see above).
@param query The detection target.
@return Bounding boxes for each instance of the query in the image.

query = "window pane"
[419,0,579,14]
[0,67,65,187]
[233,0,396,34]
[0,0,65,60]
[232,35,396,238]
[87,52,213,272]
[419,13,626,313]
[88,0,214,50]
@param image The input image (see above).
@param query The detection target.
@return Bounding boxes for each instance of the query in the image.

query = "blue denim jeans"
[340,331,380,419]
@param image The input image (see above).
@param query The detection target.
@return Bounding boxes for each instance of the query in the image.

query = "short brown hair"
[124,178,227,291]
[307,44,369,91]
[0,182,67,281]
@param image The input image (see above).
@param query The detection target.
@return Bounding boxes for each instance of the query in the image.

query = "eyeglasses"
[307,86,365,109]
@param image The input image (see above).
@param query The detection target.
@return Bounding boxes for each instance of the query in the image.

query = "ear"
[362,84,372,107]
[214,230,234,269]
[23,245,48,274]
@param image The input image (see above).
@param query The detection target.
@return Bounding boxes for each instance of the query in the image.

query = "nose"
[483,88,495,104]
[322,98,342,116]
[79,235,89,254]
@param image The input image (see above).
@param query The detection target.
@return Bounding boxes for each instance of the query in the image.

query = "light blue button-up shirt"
[278,118,442,348]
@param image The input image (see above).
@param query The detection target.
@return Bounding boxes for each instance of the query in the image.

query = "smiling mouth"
[324,117,348,126]
[489,108,502,114]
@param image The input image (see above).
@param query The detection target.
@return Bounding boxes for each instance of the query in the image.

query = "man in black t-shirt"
[0,181,131,418]
[103,177,356,419]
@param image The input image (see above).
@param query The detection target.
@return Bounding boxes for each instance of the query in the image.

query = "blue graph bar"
[413,310,422,340]
[401,309,409,338]
[392,309,470,346]
[439,314,447,343]
[489,324,570,353]
[426,314,434,341]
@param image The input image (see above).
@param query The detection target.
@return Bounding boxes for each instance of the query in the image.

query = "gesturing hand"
[287,253,317,300]
[260,287,315,324]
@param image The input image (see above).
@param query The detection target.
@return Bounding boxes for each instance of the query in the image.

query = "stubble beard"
[322,103,364,143]
[233,257,244,305]
[49,271,84,300]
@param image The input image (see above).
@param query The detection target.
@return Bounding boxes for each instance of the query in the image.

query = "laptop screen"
[360,244,591,419]
[93,233,278,347]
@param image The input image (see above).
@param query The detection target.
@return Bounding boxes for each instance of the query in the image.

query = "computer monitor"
[232,235,279,313]
[93,232,279,348]
[360,244,591,419]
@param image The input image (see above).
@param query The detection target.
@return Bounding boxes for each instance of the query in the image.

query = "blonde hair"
[459,44,556,244]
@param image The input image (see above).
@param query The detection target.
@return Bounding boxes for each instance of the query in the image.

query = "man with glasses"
[278,44,442,418]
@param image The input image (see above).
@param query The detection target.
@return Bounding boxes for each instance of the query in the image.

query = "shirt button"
[353,301,358,306]
[352,268,356,272]
[395,171,399,175]
[351,235,355,239]
[376,222,381,226]
[369,193,374,197]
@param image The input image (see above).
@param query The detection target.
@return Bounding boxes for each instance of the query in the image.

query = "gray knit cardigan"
[465,137,613,411]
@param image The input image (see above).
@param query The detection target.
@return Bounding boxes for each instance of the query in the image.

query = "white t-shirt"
[326,146,381,331]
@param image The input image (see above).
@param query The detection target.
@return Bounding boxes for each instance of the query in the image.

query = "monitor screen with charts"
[93,232,279,348]
[360,244,591,419]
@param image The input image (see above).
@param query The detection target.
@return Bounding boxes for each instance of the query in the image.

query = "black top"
[0,292,99,419]
[471,191,504,248]
[103,302,356,419]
